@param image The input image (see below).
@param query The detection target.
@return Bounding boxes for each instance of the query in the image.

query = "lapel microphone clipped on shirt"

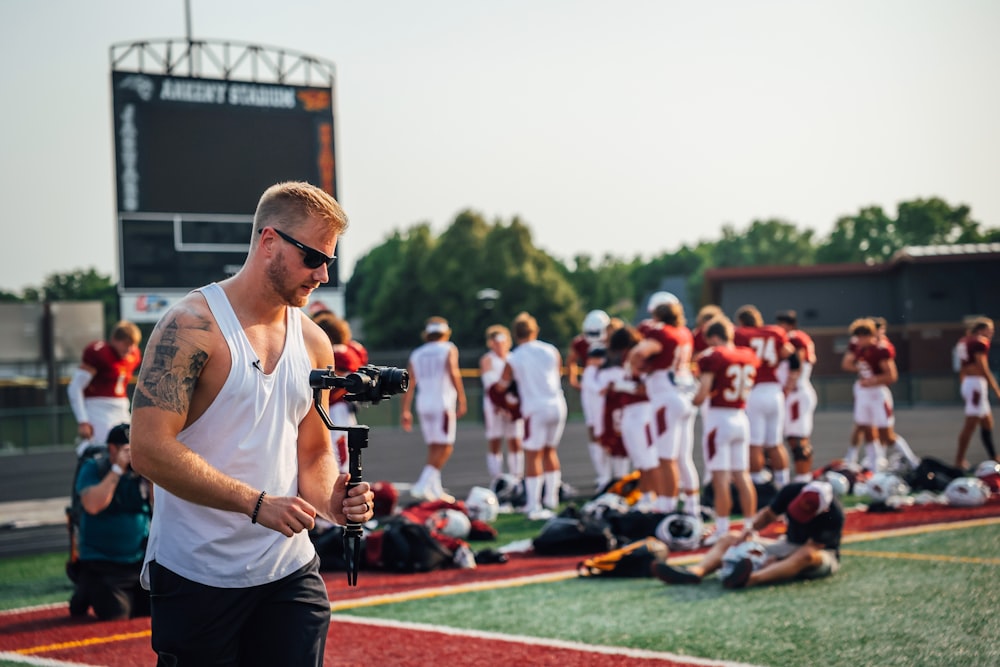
[252,359,262,372]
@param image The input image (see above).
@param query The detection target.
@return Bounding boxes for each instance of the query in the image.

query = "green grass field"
[2,516,998,667]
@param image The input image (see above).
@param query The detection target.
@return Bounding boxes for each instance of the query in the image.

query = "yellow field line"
[16,629,151,655]
[840,549,1000,565]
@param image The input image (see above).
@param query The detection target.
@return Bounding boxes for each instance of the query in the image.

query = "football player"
[400,317,468,502]
[566,309,613,489]
[496,312,568,521]
[733,304,795,489]
[775,310,818,483]
[692,316,760,544]
[479,325,524,481]
[67,321,143,456]
[627,294,700,515]
[954,317,1000,469]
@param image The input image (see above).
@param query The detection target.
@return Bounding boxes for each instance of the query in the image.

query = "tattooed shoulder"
[134,307,215,414]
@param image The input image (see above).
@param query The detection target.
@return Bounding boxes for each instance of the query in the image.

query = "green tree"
[710,218,816,268]
[22,269,119,331]
[895,197,984,245]
[562,253,639,323]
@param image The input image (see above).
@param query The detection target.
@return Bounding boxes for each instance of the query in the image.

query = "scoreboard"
[110,62,341,321]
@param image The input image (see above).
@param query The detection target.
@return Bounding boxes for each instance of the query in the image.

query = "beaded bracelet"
[251,491,266,524]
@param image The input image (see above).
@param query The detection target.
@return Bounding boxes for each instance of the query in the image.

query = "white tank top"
[481,351,505,389]
[141,283,315,588]
[409,341,458,413]
[507,339,566,416]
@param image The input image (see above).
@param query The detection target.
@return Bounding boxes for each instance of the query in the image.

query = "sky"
[2,1,999,293]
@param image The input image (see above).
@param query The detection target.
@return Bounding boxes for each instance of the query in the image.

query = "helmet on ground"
[975,460,1000,479]
[582,310,611,341]
[646,291,679,314]
[820,470,850,498]
[490,473,525,507]
[581,492,630,520]
[466,486,500,523]
[654,512,703,552]
[944,476,990,507]
[865,472,909,503]
[426,508,471,539]
[719,540,769,579]
[370,480,399,516]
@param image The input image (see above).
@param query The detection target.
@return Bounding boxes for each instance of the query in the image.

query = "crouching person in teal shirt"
[70,423,152,620]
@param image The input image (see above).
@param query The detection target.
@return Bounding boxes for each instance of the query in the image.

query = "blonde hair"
[313,311,351,345]
[485,324,511,346]
[110,320,142,346]
[734,304,763,328]
[252,181,348,240]
[512,312,539,342]
[696,304,723,327]
[422,316,451,342]
[849,318,877,337]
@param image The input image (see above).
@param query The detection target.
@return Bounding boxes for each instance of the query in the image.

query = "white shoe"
[438,491,456,504]
[527,508,555,521]
[410,481,431,501]
[701,530,721,547]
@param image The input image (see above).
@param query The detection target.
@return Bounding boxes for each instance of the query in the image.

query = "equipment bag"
[577,537,668,578]
[532,516,617,556]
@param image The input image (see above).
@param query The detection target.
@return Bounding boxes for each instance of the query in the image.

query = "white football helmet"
[944,477,990,507]
[975,460,1000,479]
[466,486,500,523]
[865,472,909,503]
[582,310,610,342]
[719,540,769,579]
[820,471,850,498]
[426,508,472,539]
[654,513,703,552]
[646,291,679,314]
[581,492,630,520]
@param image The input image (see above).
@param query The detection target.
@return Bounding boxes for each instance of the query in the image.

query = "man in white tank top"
[400,317,468,501]
[130,182,375,667]
[495,311,567,521]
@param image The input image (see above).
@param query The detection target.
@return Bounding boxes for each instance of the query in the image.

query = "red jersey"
[81,341,141,399]
[641,323,694,373]
[330,343,365,406]
[568,334,592,364]
[788,329,817,365]
[956,335,990,371]
[696,345,759,409]
[692,327,710,356]
[733,325,789,384]
[854,341,894,381]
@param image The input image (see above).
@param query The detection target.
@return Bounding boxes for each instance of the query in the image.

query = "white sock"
[524,475,544,512]
[656,495,678,513]
[681,492,700,514]
[843,445,859,464]
[589,442,610,485]
[772,468,790,488]
[793,473,812,483]
[892,435,921,467]
[751,471,769,484]
[865,442,886,471]
[715,515,730,534]
[416,465,435,487]
[508,451,524,478]
[543,470,562,509]
[486,453,503,479]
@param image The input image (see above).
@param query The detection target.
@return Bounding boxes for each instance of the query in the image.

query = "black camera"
[309,364,409,404]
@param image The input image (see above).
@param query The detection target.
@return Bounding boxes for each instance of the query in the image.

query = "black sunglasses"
[260,227,336,270]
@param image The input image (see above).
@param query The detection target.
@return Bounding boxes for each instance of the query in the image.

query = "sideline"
[330,516,1000,612]
[335,614,767,667]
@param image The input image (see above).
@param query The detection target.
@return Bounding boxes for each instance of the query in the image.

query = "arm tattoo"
[134,317,210,414]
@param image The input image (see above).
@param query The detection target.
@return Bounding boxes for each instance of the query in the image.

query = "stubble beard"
[266,260,310,309]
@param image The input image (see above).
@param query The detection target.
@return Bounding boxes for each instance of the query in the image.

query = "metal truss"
[110,39,335,86]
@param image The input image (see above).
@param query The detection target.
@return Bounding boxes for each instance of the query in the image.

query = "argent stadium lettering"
[160,79,228,104]
[228,84,296,109]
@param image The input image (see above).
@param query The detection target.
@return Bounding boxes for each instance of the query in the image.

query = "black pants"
[149,555,330,667]
[70,559,150,621]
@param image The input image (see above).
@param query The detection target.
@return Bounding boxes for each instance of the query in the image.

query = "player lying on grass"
[652,480,843,589]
